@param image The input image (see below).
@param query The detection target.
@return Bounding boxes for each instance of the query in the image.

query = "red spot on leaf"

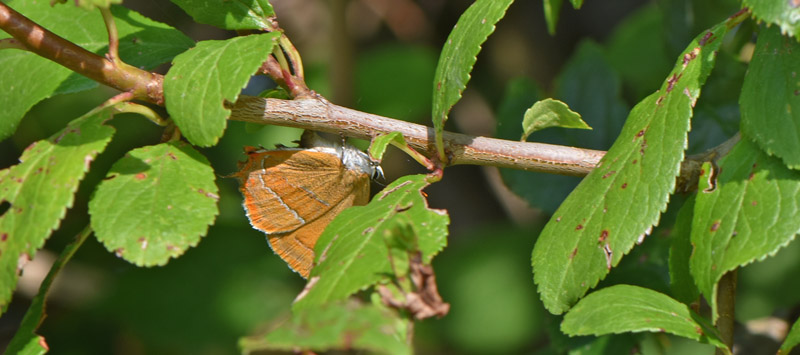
[710,220,721,232]
[636,129,646,138]
[621,182,628,189]
[632,159,638,165]
[751,200,757,206]
[699,32,714,46]
[599,230,609,242]
[1,233,7,242]
[436,82,442,90]
[683,50,698,66]
[135,173,146,180]
[666,73,682,92]
[602,170,616,179]
[167,152,178,160]
[576,224,584,231]
[569,247,578,259]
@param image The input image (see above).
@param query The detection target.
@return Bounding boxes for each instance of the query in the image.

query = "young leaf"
[89,142,219,266]
[668,196,700,305]
[369,131,405,161]
[292,175,449,311]
[521,98,591,141]
[431,0,513,159]
[239,300,411,355]
[170,0,276,31]
[532,15,739,315]
[561,285,726,350]
[0,108,115,314]
[740,26,800,169]
[164,32,280,147]
[5,226,92,354]
[781,316,800,354]
[743,0,800,40]
[690,139,800,322]
[0,2,194,140]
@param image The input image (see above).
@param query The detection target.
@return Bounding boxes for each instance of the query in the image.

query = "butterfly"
[234,131,382,277]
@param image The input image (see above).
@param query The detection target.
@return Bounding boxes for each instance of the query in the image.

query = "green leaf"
[740,26,800,169]
[89,142,219,266]
[164,33,280,147]
[781,316,800,354]
[432,0,513,158]
[293,175,448,310]
[521,98,591,141]
[561,285,726,349]
[532,17,736,315]
[239,300,411,355]
[744,0,800,40]
[0,108,115,314]
[170,0,276,31]
[5,226,92,354]
[369,132,405,161]
[690,138,800,321]
[543,0,562,35]
[52,0,122,10]
[668,196,700,305]
[0,2,194,140]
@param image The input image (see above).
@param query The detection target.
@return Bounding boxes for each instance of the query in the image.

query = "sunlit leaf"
[690,139,800,321]
[521,98,591,141]
[0,109,115,313]
[781,316,800,354]
[170,0,276,31]
[240,300,411,355]
[164,33,279,147]
[532,16,739,314]
[740,25,800,169]
[89,142,218,266]
[293,175,448,310]
[432,0,513,159]
[562,285,726,349]
[0,2,193,140]
[744,1,800,40]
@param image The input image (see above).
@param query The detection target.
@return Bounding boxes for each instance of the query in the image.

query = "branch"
[0,2,733,183]
[0,2,163,104]
[230,95,605,176]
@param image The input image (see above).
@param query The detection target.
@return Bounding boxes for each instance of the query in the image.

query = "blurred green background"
[2,0,798,354]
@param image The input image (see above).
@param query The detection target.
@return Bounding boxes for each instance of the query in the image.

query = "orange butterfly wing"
[235,148,370,277]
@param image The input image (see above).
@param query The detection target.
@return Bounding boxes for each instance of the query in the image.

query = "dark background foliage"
[3,0,795,354]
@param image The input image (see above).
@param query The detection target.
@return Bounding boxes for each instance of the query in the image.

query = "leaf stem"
[99,7,121,66]
[715,269,738,353]
[5,225,93,352]
[0,2,164,104]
